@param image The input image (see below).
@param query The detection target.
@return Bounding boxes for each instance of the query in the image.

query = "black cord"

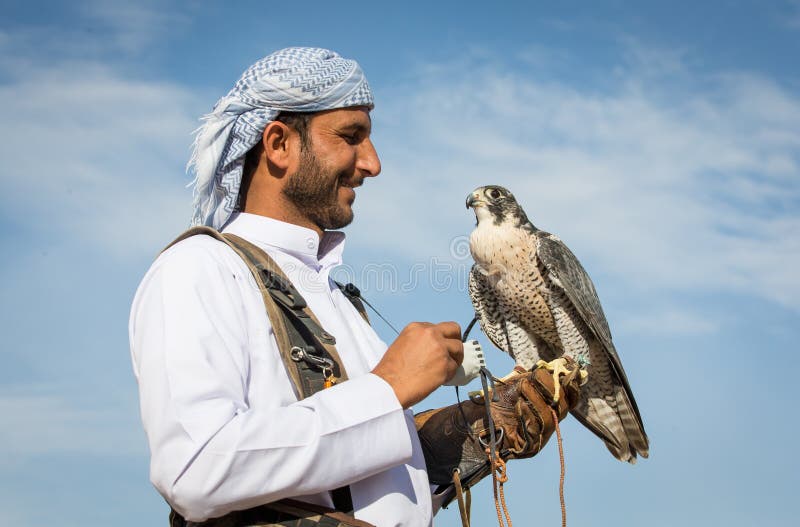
[462,315,478,342]
[479,367,500,460]
[340,282,401,335]
[359,295,401,335]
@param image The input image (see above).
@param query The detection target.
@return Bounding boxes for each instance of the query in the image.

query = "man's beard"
[282,146,355,231]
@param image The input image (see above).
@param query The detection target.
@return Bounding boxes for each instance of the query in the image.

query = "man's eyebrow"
[340,121,371,133]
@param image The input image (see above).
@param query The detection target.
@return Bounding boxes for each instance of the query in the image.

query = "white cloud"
[0,57,202,257]
[80,0,190,54]
[0,2,185,68]
[2,29,797,320]
[359,46,800,318]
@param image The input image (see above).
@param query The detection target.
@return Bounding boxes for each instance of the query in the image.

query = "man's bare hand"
[372,322,463,409]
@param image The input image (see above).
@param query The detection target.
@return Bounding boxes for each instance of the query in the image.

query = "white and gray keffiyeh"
[188,47,374,229]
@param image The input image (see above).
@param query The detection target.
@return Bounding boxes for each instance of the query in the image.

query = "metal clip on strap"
[290,346,335,370]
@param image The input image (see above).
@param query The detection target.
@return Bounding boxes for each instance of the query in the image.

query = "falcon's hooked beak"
[466,189,493,225]
[466,192,482,209]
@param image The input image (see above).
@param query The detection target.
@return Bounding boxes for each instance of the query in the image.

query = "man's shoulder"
[144,232,251,289]
[129,231,263,361]
[131,231,260,322]
[158,230,236,267]
[160,231,231,259]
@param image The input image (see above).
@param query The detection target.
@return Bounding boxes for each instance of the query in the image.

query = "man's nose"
[357,138,381,177]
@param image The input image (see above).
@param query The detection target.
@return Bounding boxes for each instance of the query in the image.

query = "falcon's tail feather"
[616,387,649,459]
[573,389,648,464]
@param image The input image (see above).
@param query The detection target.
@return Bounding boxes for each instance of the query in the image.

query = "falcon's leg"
[497,331,553,383]
[535,358,589,402]
[497,367,528,383]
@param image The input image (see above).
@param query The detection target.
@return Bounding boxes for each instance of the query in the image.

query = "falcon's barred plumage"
[466,185,649,463]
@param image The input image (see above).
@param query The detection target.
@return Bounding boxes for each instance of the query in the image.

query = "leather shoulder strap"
[163,227,361,517]
[163,226,350,399]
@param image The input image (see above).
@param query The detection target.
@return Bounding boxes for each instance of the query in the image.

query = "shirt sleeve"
[129,240,413,521]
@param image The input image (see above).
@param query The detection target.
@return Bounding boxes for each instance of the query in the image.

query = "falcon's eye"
[488,189,501,200]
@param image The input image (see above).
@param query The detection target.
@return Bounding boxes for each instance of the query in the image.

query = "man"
[130,47,578,527]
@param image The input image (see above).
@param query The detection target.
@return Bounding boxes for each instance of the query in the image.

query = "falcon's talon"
[496,369,527,384]
[535,357,580,403]
[468,388,492,402]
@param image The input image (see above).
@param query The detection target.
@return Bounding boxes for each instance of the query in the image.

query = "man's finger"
[436,321,462,339]
[445,339,464,365]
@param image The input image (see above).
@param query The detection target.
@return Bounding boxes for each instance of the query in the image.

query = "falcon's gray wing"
[534,230,643,424]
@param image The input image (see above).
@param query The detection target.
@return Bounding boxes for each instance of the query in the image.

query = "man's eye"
[342,134,359,144]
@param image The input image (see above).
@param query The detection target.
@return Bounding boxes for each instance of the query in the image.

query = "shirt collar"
[222,212,346,269]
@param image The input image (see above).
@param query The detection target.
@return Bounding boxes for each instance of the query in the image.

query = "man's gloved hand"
[415,358,582,495]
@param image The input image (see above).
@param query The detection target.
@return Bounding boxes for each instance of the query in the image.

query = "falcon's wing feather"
[535,232,612,343]
[534,230,643,422]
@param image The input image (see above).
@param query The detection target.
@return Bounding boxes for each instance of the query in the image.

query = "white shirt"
[129,213,433,526]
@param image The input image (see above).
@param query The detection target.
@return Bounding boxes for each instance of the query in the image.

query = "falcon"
[466,185,649,463]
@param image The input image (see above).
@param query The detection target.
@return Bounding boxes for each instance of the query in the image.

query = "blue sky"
[1,1,798,525]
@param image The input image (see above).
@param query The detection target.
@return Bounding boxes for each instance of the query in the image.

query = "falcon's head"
[466,185,530,227]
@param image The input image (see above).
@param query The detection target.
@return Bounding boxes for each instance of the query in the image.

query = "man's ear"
[262,120,297,171]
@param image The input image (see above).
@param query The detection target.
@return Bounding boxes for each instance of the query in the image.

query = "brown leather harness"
[163,227,373,527]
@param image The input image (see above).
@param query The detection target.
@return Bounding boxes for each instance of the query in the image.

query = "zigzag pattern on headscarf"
[188,47,374,229]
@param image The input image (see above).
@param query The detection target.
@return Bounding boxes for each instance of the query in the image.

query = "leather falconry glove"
[415,358,582,506]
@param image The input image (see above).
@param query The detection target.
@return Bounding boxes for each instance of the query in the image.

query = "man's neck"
[242,201,324,241]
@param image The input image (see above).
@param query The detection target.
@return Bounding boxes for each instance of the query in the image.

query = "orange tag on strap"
[323,368,336,389]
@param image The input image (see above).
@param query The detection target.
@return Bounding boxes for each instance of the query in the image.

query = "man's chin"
[333,208,355,230]
[317,205,354,231]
